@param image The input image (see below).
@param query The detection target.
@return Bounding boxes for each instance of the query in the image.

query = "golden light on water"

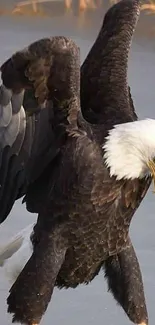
[141,1,155,14]
[0,0,154,17]
[11,0,102,16]
[13,0,155,15]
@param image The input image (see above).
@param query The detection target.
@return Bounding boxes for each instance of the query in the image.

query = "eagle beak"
[147,159,155,192]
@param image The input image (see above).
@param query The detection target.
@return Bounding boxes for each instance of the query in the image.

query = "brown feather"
[0,1,151,325]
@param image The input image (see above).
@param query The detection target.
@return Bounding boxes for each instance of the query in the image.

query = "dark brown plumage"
[0,0,151,325]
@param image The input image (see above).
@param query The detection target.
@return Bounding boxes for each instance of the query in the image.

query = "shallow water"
[0,3,155,324]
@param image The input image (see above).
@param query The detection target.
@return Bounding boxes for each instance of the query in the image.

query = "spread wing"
[0,37,79,223]
[80,0,139,126]
[0,86,56,223]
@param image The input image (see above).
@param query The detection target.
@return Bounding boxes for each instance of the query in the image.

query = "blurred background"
[0,0,154,36]
[0,1,155,325]
[0,0,155,18]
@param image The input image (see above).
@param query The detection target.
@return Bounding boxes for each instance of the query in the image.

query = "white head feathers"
[103,119,155,180]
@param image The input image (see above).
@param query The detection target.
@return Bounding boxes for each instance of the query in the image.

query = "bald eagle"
[0,0,153,325]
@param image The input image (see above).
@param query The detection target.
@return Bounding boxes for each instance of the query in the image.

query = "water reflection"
[0,0,155,17]
[0,0,154,37]
[13,0,102,13]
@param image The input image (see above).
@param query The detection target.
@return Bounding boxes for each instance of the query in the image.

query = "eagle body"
[31,127,149,289]
[0,0,153,324]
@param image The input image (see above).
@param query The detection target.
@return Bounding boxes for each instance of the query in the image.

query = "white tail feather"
[0,223,35,284]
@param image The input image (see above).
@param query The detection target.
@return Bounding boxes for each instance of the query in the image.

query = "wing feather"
[80,0,140,125]
[0,103,12,127]
[0,36,80,223]
[11,106,26,154]
[0,89,55,222]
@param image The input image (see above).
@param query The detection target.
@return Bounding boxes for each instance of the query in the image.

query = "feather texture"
[103,118,155,179]
[0,1,151,325]
[0,223,34,284]
[0,37,80,223]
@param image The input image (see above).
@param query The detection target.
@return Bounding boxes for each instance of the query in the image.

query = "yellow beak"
[147,159,155,192]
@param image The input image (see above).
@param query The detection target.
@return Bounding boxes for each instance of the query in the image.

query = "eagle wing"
[80,0,139,126]
[0,37,79,223]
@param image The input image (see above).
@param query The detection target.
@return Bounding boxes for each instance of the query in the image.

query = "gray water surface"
[0,5,155,324]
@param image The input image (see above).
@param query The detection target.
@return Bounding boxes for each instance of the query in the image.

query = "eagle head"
[103,119,155,187]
